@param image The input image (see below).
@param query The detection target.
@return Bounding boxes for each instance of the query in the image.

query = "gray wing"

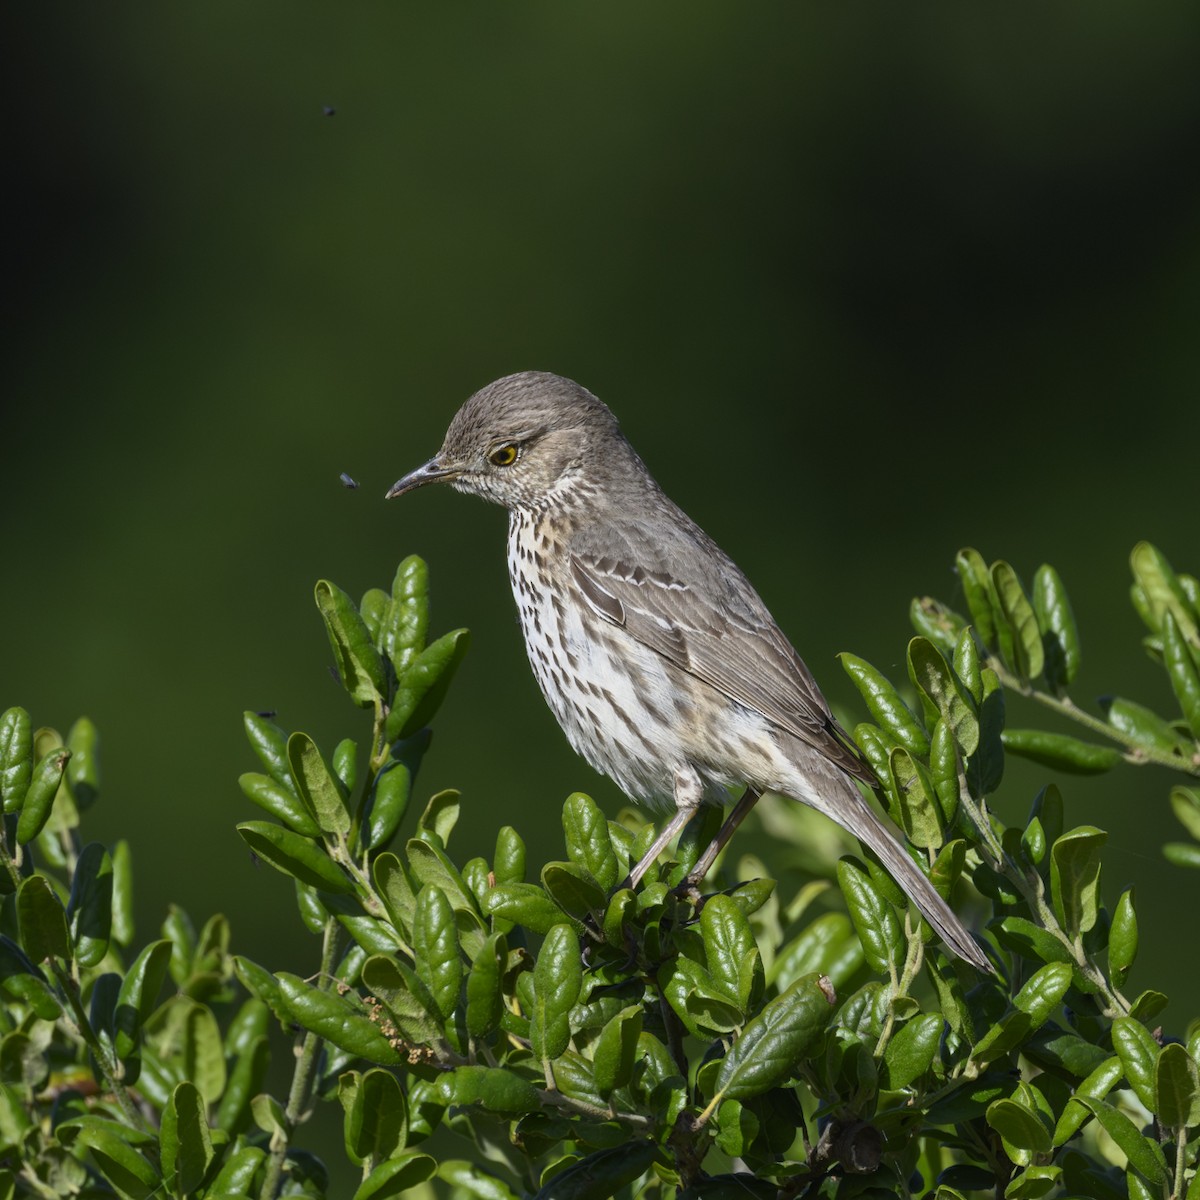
[568,507,874,785]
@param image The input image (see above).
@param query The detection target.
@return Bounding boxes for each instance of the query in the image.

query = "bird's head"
[387,371,624,509]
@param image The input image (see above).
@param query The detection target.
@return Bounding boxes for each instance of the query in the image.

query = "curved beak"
[385,457,461,499]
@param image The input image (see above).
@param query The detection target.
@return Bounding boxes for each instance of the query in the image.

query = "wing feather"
[568,508,873,784]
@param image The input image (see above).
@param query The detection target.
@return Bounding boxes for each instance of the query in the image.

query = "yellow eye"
[489,444,519,467]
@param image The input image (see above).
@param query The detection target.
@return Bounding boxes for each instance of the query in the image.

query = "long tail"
[809,783,993,973]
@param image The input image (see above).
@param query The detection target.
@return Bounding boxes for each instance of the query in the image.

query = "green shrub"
[2,545,1198,1198]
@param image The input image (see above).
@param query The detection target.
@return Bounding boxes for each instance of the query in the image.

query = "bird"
[387,371,991,971]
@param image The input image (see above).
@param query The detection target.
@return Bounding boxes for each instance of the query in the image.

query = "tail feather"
[808,784,993,974]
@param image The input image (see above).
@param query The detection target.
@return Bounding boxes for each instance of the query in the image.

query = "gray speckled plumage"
[388,371,990,971]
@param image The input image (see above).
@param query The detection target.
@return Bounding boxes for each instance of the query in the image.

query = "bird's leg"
[624,766,705,890]
[684,786,763,887]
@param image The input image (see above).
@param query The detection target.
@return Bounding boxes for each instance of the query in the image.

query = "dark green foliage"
[2,547,1199,1198]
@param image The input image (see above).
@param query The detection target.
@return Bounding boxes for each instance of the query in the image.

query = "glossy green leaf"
[1021,815,1046,865]
[541,861,606,920]
[237,771,322,836]
[327,902,406,956]
[908,636,979,757]
[529,1141,657,1200]
[1163,842,1200,868]
[1053,1055,1122,1145]
[927,839,966,911]
[413,885,461,1021]
[1108,889,1138,988]
[711,1099,759,1160]
[992,917,1072,968]
[837,856,903,975]
[986,1097,1051,1154]
[277,972,403,1065]
[250,1092,289,1140]
[361,588,389,643]
[111,838,134,947]
[840,653,929,757]
[209,1146,266,1193]
[360,954,443,1045]
[1112,1017,1159,1112]
[62,717,99,811]
[970,1011,1032,1067]
[562,793,619,891]
[1130,542,1198,645]
[1101,695,1191,756]
[294,878,326,934]
[956,549,1001,652]
[148,995,228,1104]
[215,1031,268,1135]
[0,706,32,813]
[494,825,526,884]
[882,1012,943,1090]
[1163,611,1200,738]
[242,710,294,790]
[1005,1166,1062,1200]
[315,578,386,706]
[1172,787,1200,840]
[0,936,62,1022]
[1001,729,1121,775]
[929,719,960,826]
[992,561,1044,680]
[114,939,173,1061]
[353,1153,439,1199]
[225,995,269,1057]
[1128,989,1169,1021]
[383,555,431,676]
[236,820,352,893]
[1012,962,1071,1029]
[15,746,69,845]
[386,628,471,741]
[417,789,459,847]
[333,736,358,794]
[1031,783,1064,846]
[711,972,832,1103]
[592,1005,642,1096]
[364,762,412,853]
[1070,1095,1167,1185]
[548,1047,604,1107]
[341,1067,407,1166]
[1049,826,1105,937]
[447,1066,541,1117]
[66,842,112,968]
[968,666,1006,795]
[661,954,743,1037]
[953,627,984,703]
[532,924,581,1064]
[67,1119,161,1197]
[16,875,70,964]
[465,932,505,1038]
[1156,1041,1200,1130]
[888,746,943,849]
[909,594,968,658]
[701,894,757,1010]
[287,732,351,837]
[854,722,899,802]
[372,852,416,938]
[405,837,477,916]
[485,883,569,935]
[1127,1172,1156,1200]
[159,1081,214,1198]
[1033,563,1082,690]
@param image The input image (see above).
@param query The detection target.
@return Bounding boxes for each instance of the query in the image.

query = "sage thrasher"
[388,371,989,971]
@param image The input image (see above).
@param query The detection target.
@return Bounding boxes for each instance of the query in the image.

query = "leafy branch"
[2,545,1199,1198]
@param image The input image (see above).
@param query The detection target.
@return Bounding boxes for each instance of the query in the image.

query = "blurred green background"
[6,0,1199,1035]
